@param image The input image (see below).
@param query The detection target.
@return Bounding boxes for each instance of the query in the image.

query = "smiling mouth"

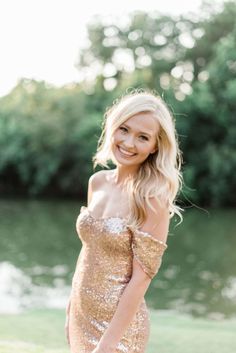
[117,146,137,157]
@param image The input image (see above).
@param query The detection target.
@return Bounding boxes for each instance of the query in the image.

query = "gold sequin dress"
[68,206,167,353]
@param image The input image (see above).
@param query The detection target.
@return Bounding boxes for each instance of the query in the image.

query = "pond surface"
[0,200,235,319]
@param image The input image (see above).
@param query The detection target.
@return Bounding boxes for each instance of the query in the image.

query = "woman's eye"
[140,135,148,141]
[119,127,128,132]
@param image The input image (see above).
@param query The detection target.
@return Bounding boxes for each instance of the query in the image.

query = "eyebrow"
[122,123,153,138]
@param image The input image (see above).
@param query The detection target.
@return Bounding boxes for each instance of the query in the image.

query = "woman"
[65,90,183,353]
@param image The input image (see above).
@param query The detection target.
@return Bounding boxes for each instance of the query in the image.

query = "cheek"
[113,131,122,143]
[111,133,119,148]
[140,143,155,155]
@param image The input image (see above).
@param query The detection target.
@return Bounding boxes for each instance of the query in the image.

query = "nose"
[123,135,135,148]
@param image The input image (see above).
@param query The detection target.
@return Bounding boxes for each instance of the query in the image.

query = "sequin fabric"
[69,206,167,353]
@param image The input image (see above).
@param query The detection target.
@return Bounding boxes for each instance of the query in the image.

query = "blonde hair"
[93,89,184,230]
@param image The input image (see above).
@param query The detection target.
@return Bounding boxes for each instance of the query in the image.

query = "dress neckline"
[80,206,128,222]
[79,206,167,247]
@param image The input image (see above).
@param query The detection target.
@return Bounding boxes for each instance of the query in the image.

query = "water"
[0,200,235,319]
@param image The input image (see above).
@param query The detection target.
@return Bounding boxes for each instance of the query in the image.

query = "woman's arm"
[95,199,170,353]
[97,273,151,352]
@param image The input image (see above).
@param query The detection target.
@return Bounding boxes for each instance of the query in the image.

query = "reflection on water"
[0,261,71,313]
[0,200,235,318]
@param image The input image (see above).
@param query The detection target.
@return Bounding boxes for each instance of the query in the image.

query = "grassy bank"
[0,309,235,353]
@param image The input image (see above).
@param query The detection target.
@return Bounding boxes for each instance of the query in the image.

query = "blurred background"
[0,0,236,352]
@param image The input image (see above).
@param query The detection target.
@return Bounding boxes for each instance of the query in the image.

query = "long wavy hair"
[92,90,184,230]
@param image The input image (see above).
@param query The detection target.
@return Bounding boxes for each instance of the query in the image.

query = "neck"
[112,165,139,186]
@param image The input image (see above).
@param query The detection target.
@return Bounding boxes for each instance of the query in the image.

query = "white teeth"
[118,146,136,156]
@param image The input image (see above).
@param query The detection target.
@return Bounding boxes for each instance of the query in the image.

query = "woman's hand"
[91,343,116,353]
[64,299,71,346]
[91,348,111,353]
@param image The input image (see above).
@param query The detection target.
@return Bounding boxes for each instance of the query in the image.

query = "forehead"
[121,112,160,135]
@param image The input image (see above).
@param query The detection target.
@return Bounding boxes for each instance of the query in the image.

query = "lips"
[117,146,137,157]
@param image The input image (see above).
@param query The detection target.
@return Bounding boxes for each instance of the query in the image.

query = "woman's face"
[111,112,160,166]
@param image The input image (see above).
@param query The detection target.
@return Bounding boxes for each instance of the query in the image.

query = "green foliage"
[176,24,236,206]
[0,1,235,206]
[0,80,102,196]
[78,11,198,92]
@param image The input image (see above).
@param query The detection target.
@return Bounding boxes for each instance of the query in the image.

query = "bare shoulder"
[140,197,170,244]
[88,170,111,191]
[87,170,113,206]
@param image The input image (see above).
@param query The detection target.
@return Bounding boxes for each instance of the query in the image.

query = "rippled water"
[0,200,235,319]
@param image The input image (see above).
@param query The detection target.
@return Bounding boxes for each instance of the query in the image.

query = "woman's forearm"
[98,276,151,351]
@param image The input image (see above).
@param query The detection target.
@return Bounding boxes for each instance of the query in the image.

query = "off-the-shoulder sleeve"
[130,228,168,279]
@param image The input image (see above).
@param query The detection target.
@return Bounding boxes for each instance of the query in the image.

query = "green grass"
[0,309,235,353]
[149,310,236,353]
